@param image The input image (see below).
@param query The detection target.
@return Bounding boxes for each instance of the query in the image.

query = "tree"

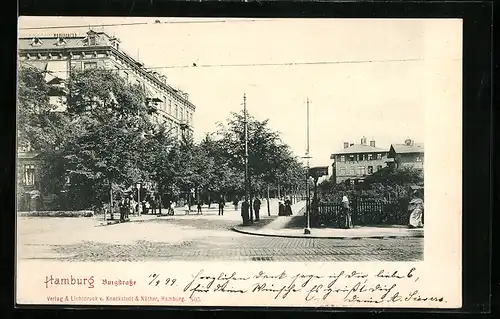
[215,111,306,201]
[56,68,155,209]
[17,65,69,151]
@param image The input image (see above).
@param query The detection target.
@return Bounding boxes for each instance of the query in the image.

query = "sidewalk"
[232,202,424,239]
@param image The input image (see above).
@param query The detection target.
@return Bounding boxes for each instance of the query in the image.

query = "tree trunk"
[158,184,162,215]
[107,182,112,222]
[267,183,270,216]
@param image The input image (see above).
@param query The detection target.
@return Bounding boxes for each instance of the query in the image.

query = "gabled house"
[388,139,424,170]
[330,137,389,184]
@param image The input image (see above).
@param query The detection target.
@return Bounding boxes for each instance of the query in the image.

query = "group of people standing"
[115,196,158,222]
[278,198,293,216]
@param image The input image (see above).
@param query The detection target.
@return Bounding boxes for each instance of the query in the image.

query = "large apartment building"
[18,29,195,138]
[17,30,197,211]
[330,137,390,184]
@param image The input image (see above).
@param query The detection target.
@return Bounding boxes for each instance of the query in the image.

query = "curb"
[231,227,424,240]
[97,219,130,226]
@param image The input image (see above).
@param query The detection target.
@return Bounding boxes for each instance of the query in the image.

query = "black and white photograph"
[16,17,462,307]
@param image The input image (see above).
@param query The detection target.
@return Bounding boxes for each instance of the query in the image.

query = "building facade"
[17,152,42,211]
[17,30,197,210]
[330,137,389,184]
[388,139,424,170]
[18,30,195,138]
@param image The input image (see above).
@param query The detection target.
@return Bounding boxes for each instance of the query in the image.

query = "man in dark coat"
[218,196,225,216]
[118,198,126,222]
[284,198,293,216]
[253,197,261,221]
[241,200,250,224]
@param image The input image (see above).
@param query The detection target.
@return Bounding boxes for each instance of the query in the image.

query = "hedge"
[17,210,94,217]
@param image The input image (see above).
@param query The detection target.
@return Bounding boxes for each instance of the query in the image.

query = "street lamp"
[303,97,312,235]
[243,93,251,224]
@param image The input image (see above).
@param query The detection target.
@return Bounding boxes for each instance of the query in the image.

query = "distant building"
[388,139,424,170]
[330,137,389,184]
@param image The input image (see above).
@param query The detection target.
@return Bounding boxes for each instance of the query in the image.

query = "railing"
[309,198,410,227]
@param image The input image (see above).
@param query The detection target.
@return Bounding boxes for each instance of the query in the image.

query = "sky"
[18,17,460,168]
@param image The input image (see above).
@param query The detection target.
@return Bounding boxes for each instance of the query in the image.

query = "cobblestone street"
[17,215,423,262]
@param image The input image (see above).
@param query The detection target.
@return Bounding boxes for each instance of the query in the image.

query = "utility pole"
[304,97,312,235]
[243,93,251,223]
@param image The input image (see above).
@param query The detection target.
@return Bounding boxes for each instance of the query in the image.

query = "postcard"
[16,17,462,308]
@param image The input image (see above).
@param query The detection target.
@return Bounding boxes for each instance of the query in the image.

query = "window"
[30,37,43,47]
[416,156,422,162]
[84,62,97,70]
[123,71,129,82]
[349,155,355,161]
[175,104,179,118]
[340,155,345,162]
[368,166,373,174]
[368,154,373,161]
[358,166,366,176]
[377,153,382,160]
[55,38,66,46]
[89,35,96,46]
[24,164,35,186]
[180,107,185,121]
[168,100,172,114]
[163,96,167,112]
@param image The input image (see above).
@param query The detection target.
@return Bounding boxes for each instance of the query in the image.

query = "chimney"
[370,140,376,147]
[405,138,412,146]
[343,142,349,149]
[361,136,367,145]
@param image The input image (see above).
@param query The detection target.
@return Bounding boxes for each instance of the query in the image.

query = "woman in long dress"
[342,195,353,229]
[408,193,424,228]
[278,200,285,216]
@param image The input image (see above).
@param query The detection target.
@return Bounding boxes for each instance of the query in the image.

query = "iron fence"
[310,198,410,227]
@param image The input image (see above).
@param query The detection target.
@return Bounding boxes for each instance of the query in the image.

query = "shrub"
[17,210,94,217]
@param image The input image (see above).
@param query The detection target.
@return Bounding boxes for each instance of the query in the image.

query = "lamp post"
[304,97,312,235]
[243,93,251,224]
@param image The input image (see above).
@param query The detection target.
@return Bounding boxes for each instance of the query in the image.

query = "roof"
[391,143,424,154]
[331,143,387,156]
[18,36,101,51]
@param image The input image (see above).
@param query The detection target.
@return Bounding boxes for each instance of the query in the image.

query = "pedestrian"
[119,198,126,222]
[284,197,293,216]
[233,198,239,211]
[408,189,424,228]
[342,194,353,229]
[151,198,157,215]
[218,196,225,216]
[253,197,261,221]
[169,201,175,216]
[124,197,131,220]
[278,200,285,216]
[197,201,202,215]
[241,199,250,224]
